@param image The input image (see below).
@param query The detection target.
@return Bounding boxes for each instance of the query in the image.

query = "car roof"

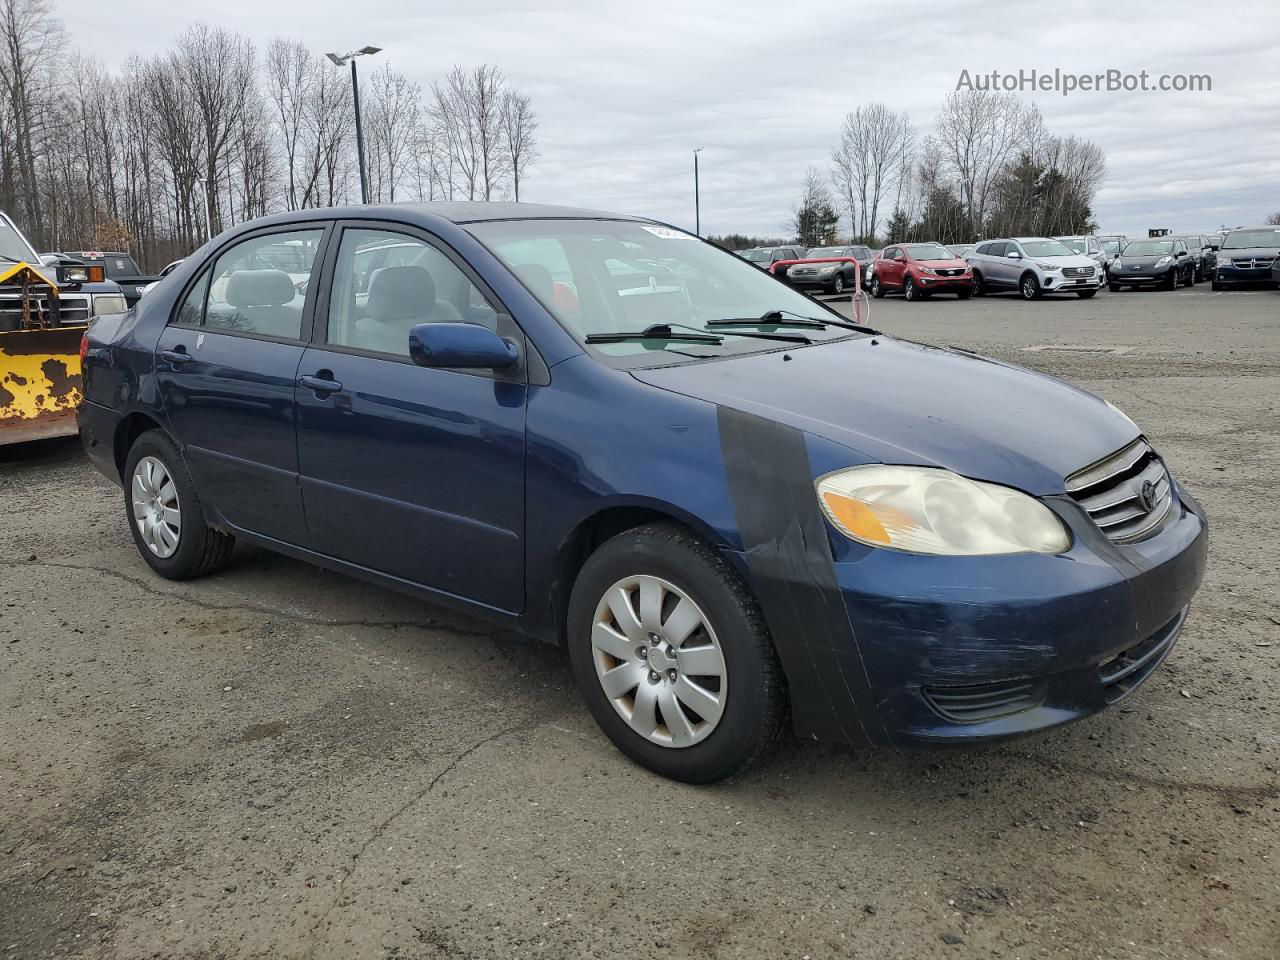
[241,201,645,231]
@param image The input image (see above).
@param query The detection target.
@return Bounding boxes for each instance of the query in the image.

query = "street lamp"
[692,148,703,236]
[326,45,383,204]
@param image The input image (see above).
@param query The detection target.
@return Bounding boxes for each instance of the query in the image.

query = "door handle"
[160,348,192,366]
[298,374,343,395]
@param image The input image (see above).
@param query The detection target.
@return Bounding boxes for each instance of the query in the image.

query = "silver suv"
[966,237,1104,300]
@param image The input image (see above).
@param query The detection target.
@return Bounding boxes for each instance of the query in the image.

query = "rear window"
[103,255,140,278]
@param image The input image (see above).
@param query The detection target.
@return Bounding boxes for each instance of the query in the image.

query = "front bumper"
[833,488,1207,746]
[1111,267,1174,286]
[1042,272,1104,291]
[915,273,971,290]
[1215,265,1276,285]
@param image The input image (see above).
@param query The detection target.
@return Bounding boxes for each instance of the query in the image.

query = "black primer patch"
[717,406,885,745]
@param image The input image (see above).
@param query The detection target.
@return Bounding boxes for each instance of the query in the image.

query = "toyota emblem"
[1138,479,1158,512]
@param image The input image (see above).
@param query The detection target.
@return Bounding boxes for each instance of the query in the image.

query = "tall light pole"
[326,45,383,204]
[692,147,703,236]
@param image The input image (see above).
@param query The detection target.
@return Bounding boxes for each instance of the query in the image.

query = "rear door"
[294,223,528,612]
[155,225,330,545]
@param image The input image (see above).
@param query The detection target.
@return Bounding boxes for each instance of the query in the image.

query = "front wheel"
[1183,266,1196,287]
[1020,273,1042,300]
[1109,282,1122,292]
[971,271,986,296]
[124,430,235,580]
[904,276,920,301]
[832,274,847,295]
[870,275,885,298]
[567,523,787,783]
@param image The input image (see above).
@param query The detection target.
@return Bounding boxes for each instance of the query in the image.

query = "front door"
[295,224,527,612]
[155,226,329,545]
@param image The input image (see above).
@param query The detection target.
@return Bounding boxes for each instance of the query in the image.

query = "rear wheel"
[1020,273,1041,300]
[124,430,235,580]
[1183,265,1196,287]
[567,523,787,783]
[832,274,847,295]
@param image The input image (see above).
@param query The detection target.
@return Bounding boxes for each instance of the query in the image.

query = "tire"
[870,275,885,299]
[904,276,919,301]
[1019,273,1041,300]
[566,523,787,784]
[124,430,235,581]
[832,274,846,295]
[1183,265,1196,287]
[1108,282,1122,292]
[1076,290,1097,299]
[1211,280,1224,291]
[971,271,986,296]
[1161,270,1177,291]
[956,288,972,300]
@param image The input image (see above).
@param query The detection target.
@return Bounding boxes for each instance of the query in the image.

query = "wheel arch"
[113,411,168,481]
[548,501,731,647]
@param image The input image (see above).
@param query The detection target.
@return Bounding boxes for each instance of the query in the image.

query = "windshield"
[0,215,39,263]
[904,243,953,261]
[739,249,771,262]
[1122,240,1174,256]
[1222,228,1280,249]
[467,219,862,366]
[1059,239,1087,253]
[1018,239,1076,258]
[807,247,847,258]
[1102,241,1120,254]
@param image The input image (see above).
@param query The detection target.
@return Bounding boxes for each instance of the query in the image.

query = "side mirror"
[409,322,519,369]
[1175,250,1186,258]
[1007,250,1023,260]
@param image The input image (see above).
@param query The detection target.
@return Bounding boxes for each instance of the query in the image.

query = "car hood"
[913,258,970,270]
[1218,245,1280,259]
[633,336,1138,494]
[1033,254,1098,268]
[1118,254,1175,266]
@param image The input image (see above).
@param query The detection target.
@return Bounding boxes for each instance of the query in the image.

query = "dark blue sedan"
[78,203,1208,783]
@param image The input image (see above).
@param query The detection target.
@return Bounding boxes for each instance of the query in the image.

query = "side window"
[326,228,497,358]
[200,229,323,339]
[486,234,582,325]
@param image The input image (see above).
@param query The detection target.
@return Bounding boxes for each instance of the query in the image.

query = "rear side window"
[175,229,323,340]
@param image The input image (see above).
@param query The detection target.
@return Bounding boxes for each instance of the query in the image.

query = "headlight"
[917,266,935,275]
[818,266,836,275]
[91,294,128,315]
[1112,260,1122,269]
[816,465,1070,556]
[62,265,90,282]
[1155,257,1171,267]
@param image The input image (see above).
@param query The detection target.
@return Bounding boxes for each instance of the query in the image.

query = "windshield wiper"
[585,323,723,345]
[710,308,875,334]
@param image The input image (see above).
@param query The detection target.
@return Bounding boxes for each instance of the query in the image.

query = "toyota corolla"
[77,203,1208,783]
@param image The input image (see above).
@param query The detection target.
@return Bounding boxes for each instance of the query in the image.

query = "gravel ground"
[2,283,1277,960]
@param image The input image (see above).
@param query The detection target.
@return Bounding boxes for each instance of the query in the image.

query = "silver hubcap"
[131,456,181,558]
[590,575,727,748]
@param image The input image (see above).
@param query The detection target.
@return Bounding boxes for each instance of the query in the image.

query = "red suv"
[870,242,973,301]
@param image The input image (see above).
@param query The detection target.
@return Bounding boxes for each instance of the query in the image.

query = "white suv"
[966,237,1105,300]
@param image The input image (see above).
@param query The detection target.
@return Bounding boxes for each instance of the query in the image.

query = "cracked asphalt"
[2,284,1278,959]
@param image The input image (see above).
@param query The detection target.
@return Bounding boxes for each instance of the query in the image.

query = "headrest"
[225,269,296,308]
[513,263,554,302]
[367,265,437,322]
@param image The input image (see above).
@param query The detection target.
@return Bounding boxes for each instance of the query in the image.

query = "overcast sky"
[67,0,1279,239]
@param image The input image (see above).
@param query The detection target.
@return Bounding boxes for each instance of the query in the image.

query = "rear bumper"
[76,397,123,484]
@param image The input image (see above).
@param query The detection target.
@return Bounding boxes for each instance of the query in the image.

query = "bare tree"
[364,63,420,202]
[264,37,313,211]
[934,89,1025,237]
[830,103,914,243]
[499,88,537,202]
[1267,212,1280,226]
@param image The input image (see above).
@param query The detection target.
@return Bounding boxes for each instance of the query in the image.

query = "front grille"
[791,267,816,276]
[1066,438,1174,543]
[1099,608,1186,703]
[923,678,1046,723]
[1063,266,1095,278]
[936,268,964,277]
[1231,258,1275,269]
[0,293,90,328]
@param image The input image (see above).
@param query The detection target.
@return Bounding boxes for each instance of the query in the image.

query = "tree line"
[790,90,1106,248]
[0,0,538,270]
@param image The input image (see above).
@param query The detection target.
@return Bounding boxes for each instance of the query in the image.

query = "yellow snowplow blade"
[0,327,84,445]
